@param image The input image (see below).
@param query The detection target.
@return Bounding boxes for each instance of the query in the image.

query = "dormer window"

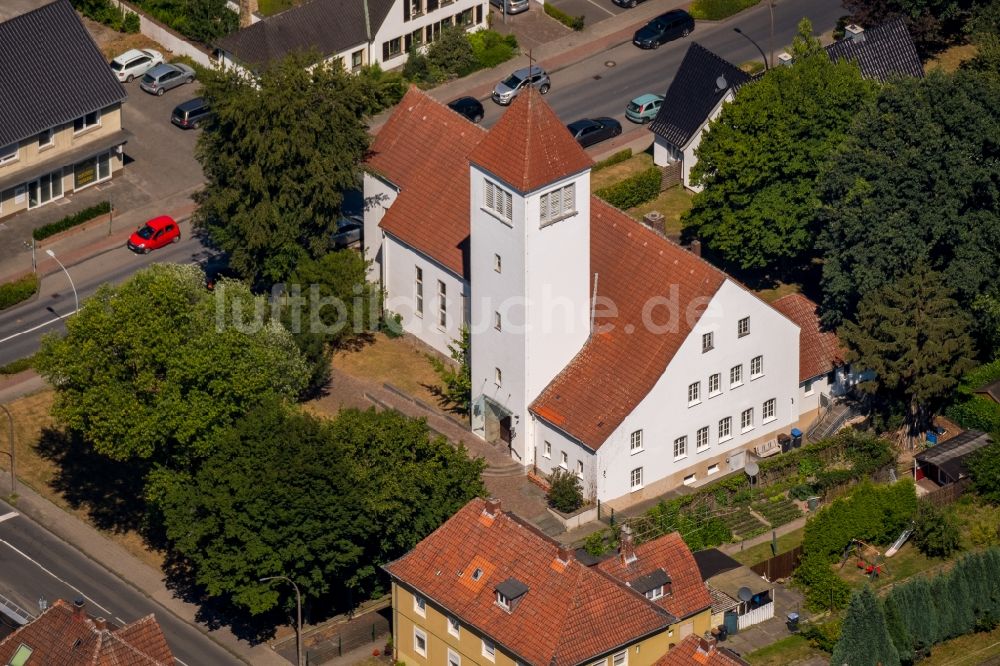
[645,585,664,601]
[496,590,511,611]
[494,577,529,613]
[632,568,671,601]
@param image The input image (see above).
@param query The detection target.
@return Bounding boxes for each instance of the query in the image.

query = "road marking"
[0,512,18,524]
[0,538,114,616]
[0,309,78,345]
[175,657,192,666]
[584,0,615,16]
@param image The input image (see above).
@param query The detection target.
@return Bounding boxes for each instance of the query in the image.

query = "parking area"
[490,0,630,50]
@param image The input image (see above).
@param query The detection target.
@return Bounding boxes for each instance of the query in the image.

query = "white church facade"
[363,86,840,507]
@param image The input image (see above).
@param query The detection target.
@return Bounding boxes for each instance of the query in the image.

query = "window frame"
[741,408,754,432]
[630,467,643,490]
[437,280,447,329]
[543,440,551,458]
[413,594,426,617]
[708,373,721,396]
[613,650,628,666]
[696,426,709,451]
[702,331,714,353]
[708,463,720,475]
[494,253,502,273]
[687,381,701,406]
[540,182,576,226]
[673,435,687,460]
[448,648,461,666]
[413,626,427,657]
[482,638,496,662]
[37,128,54,149]
[630,429,643,453]
[447,615,460,637]
[73,110,101,134]
[496,589,511,611]
[560,450,568,470]
[730,364,743,388]
[576,459,584,477]
[750,355,763,379]
[719,417,732,442]
[763,397,776,423]
[645,585,664,601]
[414,266,424,317]
[494,367,502,387]
[738,316,750,338]
[0,143,18,165]
[483,179,513,224]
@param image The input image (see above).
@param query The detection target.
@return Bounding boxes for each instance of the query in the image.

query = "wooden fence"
[750,545,803,581]
[659,162,682,191]
[923,477,971,507]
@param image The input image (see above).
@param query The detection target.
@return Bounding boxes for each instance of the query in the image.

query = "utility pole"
[768,0,775,69]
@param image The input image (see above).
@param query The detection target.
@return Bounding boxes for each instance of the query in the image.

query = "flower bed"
[754,497,803,527]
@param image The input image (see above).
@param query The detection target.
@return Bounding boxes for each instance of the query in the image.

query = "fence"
[750,545,803,581]
[659,162,682,190]
[923,477,971,507]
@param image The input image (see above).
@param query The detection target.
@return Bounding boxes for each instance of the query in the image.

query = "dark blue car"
[633,10,694,49]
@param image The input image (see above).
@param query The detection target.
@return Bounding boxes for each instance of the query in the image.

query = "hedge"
[592,149,633,172]
[0,273,39,311]
[33,201,111,242]
[0,357,33,376]
[543,2,584,31]
[688,0,757,21]
[595,167,661,209]
[947,359,1000,433]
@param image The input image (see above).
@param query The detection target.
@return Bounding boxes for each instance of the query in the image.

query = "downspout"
[363,0,372,66]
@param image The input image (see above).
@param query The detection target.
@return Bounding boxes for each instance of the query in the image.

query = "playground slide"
[886,528,913,558]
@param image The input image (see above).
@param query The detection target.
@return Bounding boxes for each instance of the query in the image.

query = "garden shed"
[914,430,991,486]
[694,549,774,631]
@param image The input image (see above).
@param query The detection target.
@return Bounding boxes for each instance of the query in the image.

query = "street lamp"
[44,249,78,313]
[0,404,14,498]
[733,27,769,72]
[260,576,303,666]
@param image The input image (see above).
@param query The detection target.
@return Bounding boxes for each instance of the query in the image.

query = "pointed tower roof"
[469,86,592,193]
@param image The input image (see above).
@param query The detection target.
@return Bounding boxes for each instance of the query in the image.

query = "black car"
[171,97,212,129]
[447,96,485,124]
[633,10,694,49]
[566,118,622,148]
[612,0,646,9]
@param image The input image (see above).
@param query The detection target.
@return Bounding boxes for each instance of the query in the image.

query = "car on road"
[110,48,163,82]
[332,214,364,249]
[139,63,196,96]
[612,0,647,8]
[566,118,622,147]
[633,10,694,49]
[447,96,485,123]
[171,97,212,129]
[492,65,550,105]
[625,93,664,123]
[489,0,530,14]
[127,215,180,253]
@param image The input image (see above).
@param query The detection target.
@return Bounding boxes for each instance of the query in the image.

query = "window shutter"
[485,181,494,210]
[563,183,575,214]
[503,191,512,220]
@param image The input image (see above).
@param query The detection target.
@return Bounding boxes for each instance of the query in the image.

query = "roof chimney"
[689,239,702,257]
[73,597,86,618]
[699,636,718,653]
[94,617,108,631]
[484,498,502,517]
[845,24,865,42]
[777,52,794,67]
[619,525,637,565]
[556,546,573,564]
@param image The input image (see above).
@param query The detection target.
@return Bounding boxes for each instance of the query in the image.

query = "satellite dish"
[738,586,753,602]
[716,75,728,90]
[745,461,759,477]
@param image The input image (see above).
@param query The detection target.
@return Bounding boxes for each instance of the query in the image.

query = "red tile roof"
[771,293,844,382]
[530,198,728,449]
[468,86,592,193]
[385,499,711,665]
[655,636,749,666]
[0,599,174,665]
[597,532,712,620]
[366,86,486,276]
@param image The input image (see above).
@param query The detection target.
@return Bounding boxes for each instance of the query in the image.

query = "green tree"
[817,70,1000,327]
[912,500,961,557]
[157,402,486,614]
[831,586,901,666]
[194,55,371,285]
[35,264,309,463]
[547,468,584,513]
[839,265,975,435]
[968,438,1000,503]
[883,594,914,664]
[426,26,478,79]
[843,0,978,55]
[429,326,472,413]
[684,19,877,278]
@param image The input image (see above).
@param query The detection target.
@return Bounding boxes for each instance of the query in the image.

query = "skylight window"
[472,568,484,581]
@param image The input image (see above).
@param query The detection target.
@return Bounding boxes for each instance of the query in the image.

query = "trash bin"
[717,624,728,641]
[807,497,819,512]
[787,612,800,632]
[778,433,792,453]
[724,611,739,636]
[791,428,803,448]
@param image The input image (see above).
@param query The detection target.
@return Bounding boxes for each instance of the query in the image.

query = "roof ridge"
[689,42,750,80]
[103,623,170,665]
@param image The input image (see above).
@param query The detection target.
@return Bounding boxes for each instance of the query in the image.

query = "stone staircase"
[481,460,526,478]
[807,400,861,443]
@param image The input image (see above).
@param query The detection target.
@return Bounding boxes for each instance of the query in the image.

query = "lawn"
[589,152,694,238]
[755,282,803,303]
[925,43,978,73]
[590,153,653,191]
[745,634,826,666]
[732,526,805,566]
[920,623,1000,665]
[257,0,303,15]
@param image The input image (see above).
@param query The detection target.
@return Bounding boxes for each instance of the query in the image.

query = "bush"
[543,2,584,30]
[33,201,111,241]
[968,438,1000,504]
[790,483,817,501]
[947,394,1000,434]
[132,0,238,43]
[912,500,960,558]
[0,357,34,376]
[427,26,478,79]
[71,0,139,32]
[800,617,843,652]
[595,167,661,209]
[468,30,518,69]
[688,0,756,21]
[355,65,407,115]
[796,552,851,611]
[0,273,39,311]
[547,468,584,513]
[593,149,633,172]
[583,528,614,556]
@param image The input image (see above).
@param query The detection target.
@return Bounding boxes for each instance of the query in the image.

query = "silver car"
[139,63,196,96]
[492,65,550,105]
[489,0,529,14]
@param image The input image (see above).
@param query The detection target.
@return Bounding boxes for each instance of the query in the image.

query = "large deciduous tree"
[817,70,1000,328]
[194,55,371,285]
[968,438,1000,504]
[839,265,974,435]
[843,0,978,55]
[683,19,877,279]
[831,587,901,666]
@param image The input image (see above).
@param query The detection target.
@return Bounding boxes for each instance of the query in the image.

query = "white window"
[496,590,511,611]
[763,398,776,422]
[544,441,551,458]
[708,373,721,396]
[73,110,101,133]
[630,467,643,490]
[413,594,426,616]
[741,408,754,432]
[0,143,18,165]
[414,267,424,316]
[708,464,720,475]
[37,128,54,149]
[576,460,584,477]
[495,367,502,387]
[751,355,763,378]
[482,638,496,662]
[414,627,427,657]
[540,183,576,225]
[684,473,697,485]
[738,316,750,337]
[630,429,643,453]
[484,180,512,223]
[437,280,447,328]
[448,648,461,666]
[494,311,502,331]
[645,586,664,601]
[673,436,687,459]
[804,378,815,396]
[702,331,714,353]
[730,364,743,388]
[688,381,701,405]
[560,451,568,469]
[28,170,63,209]
[696,426,709,451]
[719,417,732,441]
[613,651,628,666]
[447,615,460,637]
[494,253,502,273]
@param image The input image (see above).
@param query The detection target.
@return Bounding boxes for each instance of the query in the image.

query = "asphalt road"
[0,225,212,366]
[0,503,242,665]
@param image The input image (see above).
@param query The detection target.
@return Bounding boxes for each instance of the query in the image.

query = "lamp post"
[261,576,303,666]
[0,405,14,498]
[44,249,78,313]
[733,27,769,71]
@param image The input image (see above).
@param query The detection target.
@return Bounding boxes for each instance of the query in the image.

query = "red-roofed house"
[654,635,749,666]
[0,598,174,665]
[365,86,807,507]
[384,498,712,666]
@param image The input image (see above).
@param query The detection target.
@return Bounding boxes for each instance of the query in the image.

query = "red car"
[127,215,180,253]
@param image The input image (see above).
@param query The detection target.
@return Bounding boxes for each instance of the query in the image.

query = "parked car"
[447,97,485,124]
[633,10,694,49]
[612,0,647,9]
[139,63,196,96]
[171,97,212,129]
[127,216,180,253]
[625,93,664,123]
[489,0,530,14]
[566,118,622,148]
[492,65,550,105]
[110,48,163,83]
[332,214,364,249]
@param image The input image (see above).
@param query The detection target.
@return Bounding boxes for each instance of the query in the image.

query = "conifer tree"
[831,586,901,666]
[883,594,914,665]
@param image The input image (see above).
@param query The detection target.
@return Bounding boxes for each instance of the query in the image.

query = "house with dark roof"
[914,430,992,487]
[364,85,817,508]
[0,598,174,665]
[0,0,130,220]
[214,0,488,74]
[649,18,922,191]
[384,498,713,666]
